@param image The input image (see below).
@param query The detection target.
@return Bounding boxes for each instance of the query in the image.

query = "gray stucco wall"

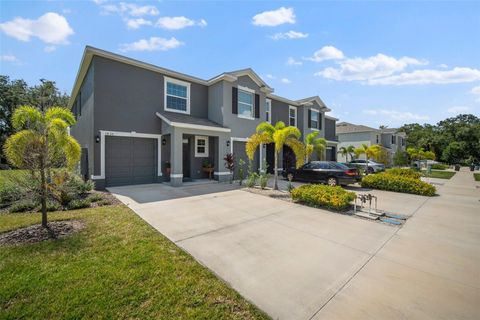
[325,118,337,141]
[70,62,94,176]
[270,98,289,125]
[208,81,224,125]
[222,75,266,138]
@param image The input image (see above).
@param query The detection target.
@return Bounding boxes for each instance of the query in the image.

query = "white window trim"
[310,108,320,131]
[237,86,255,120]
[195,135,209,157]
[164,76,191,115]
[265,98,272,123]
[91,130,162,180]
[289,105,297,127]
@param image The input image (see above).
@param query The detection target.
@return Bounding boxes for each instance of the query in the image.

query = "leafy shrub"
[9,200,38,213]
[78,180,95,194]
[245,172,258,188]
[431,163,448,170]
[0,184,24,208]
[50,171,94,206]
[36,201,61,212]
[291,184,356,211]
[259,173,269,189]
[96,199,112,206]
[361,173,436,196]
[67,199,91,210]
[386,168,421,179]
[87,193,104,203]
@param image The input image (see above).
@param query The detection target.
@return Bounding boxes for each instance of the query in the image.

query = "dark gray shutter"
[308,109,312,128]
[318,113,322,130]
[254,94,260,118]
[232,87,238,114]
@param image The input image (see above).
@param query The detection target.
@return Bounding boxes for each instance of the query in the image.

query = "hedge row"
[361,173,436,196]
[291,184,356,211]
[385,168,421,179]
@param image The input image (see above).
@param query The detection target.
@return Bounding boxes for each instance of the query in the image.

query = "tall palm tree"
[246,121,305,190]
[305,132,326,162]
[354,144,381,174]
[4,106,80,227]
[338,145,355,162]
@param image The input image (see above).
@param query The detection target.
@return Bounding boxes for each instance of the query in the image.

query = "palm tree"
[337,145,355,162]
[305,132,326,162]
[246,121,305,190]
[4,106,80,227]
[354,144,381,174]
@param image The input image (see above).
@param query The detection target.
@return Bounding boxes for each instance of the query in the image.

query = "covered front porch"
[156,112,232,187]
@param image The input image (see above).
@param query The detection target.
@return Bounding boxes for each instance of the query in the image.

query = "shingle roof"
[336,122,379,134]
[156,111,227,129]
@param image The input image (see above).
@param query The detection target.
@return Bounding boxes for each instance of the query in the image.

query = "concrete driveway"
[109,171,480,320]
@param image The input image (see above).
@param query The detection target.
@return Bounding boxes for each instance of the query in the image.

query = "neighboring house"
[69,46,336,188]
[336,122,406,164]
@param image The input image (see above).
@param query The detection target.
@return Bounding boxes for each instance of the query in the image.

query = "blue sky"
[1,1,479,128]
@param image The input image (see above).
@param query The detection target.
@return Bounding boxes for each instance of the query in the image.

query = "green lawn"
[0,205,270,319]
[474,173,480,181]
[421,170,456,179]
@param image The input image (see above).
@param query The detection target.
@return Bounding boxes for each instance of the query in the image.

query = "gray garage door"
[233,141,259,178]
[105,136,157,187]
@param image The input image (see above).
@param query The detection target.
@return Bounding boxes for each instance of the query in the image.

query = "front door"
[182,139,190,178]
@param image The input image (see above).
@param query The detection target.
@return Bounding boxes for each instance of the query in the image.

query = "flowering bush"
[386,168,422,179]
[361,173,435,196]
[291,184,355,211]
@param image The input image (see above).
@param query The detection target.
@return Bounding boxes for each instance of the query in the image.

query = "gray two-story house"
[69,46,336,188]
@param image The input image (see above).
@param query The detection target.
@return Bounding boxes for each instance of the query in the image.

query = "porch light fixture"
[95,135,100,143]
[162,138,167,145]
[226,140,230,147]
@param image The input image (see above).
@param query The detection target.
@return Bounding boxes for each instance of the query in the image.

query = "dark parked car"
[283,161,361,186]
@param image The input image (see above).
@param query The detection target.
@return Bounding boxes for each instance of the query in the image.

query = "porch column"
[214,133,232,183]
[170,129,183,187]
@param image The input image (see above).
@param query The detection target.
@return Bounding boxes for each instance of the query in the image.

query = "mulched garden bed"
[0,220,85,246]
[243,186,292,202]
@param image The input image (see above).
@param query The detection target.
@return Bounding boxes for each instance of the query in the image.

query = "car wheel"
[287,173,294,181]
[327,177,338,187]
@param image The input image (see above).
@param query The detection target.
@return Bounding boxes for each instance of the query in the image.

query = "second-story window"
[310,109,319,129]
[289,106,297,127]
[265,99,271,123]
[238,89,254,119]
[391,135,396,144]
[165,76,190,114]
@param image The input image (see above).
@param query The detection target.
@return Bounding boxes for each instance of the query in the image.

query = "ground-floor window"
[195,136,209,157]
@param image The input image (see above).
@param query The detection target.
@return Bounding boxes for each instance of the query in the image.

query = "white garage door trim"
[92,130,162,180]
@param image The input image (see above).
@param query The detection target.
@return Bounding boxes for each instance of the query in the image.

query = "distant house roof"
[155,112,231,132]
[336,122,379,134]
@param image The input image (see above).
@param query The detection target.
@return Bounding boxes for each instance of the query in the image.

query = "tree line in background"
[0,75,69,164]
[398,114,480,165]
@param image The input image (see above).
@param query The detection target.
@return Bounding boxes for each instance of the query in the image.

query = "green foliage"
[386,168,422,179]
[305,132,326,161]
[96,199,112,206]
[87,193,104,203]
[67,198,91,210]
[337,145,355,162]
[291,184,356,211]
[0,184,24,208]
[45,201,62,212]
[361,173,436,196]
[393,150,409,166]
[421,170,455,179]
[49,171,89,206]
[259,160,269,189]
[431,163,448,170]
[474,173,480,181]
[245,161,258,188]
[399,114,480,164]
[9,200,38,213]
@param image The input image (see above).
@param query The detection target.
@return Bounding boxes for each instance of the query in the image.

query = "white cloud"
[0,54,18,62]
[270,30,308,40]
[0,12,74,44]
[367,67,480,85]
[281,78,291,84]
[44,45,56,53]
[363,109,429,121]
[316,54,426,81]
[92,0,107,4]
[119,37,183,52]
[286,57,302,66]
[306,46,345,62]
[438,63,448,69]
[447,106,471,114]
[265,74,276,79]
[471,86,480,95]
[156,16,207,30]
[252,7,295,27]
[125,18,152,29]
[101,2,159,16]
